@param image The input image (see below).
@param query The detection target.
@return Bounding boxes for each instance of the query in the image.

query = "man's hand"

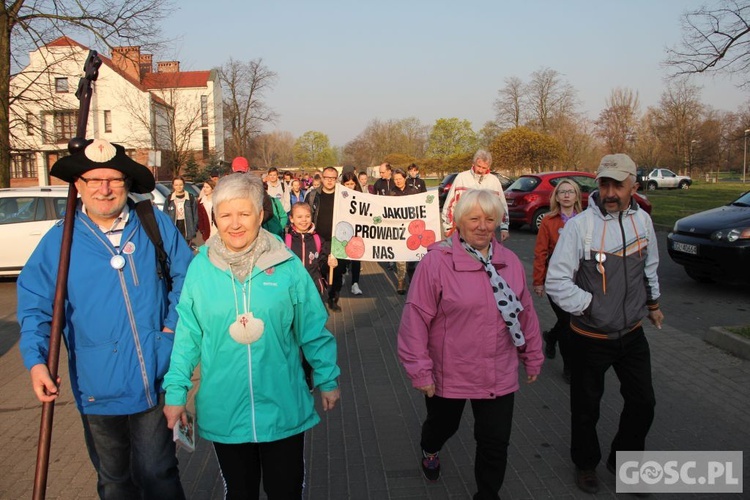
[648,309,664,330]
[417,384,435,397]
[321,388,340,411]
[500,230,510,242]
[30,363,60,403]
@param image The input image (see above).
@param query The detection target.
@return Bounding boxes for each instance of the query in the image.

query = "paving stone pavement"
[0,251,748,499]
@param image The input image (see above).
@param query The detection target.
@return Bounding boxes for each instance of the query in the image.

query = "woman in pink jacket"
[398,189,544,499]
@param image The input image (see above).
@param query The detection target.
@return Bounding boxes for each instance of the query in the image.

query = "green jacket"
[164,234,339,443]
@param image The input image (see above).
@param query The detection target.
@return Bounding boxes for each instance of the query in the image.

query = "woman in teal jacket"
[163,173,340,499]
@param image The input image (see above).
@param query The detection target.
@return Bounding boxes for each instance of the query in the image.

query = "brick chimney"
[139,53,153,77]
[157,61,180,73]
[111,46,142,81]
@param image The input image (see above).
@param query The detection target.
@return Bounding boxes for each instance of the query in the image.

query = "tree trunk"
[0,8,13,188]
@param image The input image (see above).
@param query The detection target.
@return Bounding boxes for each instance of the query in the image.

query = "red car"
[504,171,652,232]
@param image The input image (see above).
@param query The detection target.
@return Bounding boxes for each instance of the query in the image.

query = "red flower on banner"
[406,219,436,250]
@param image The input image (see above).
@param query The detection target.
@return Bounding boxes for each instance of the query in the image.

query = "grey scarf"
[206,229,272,282]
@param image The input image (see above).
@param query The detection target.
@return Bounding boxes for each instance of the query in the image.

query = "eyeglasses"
[79,176,127,188]
[322,176,338,180]
[557,189,575,196]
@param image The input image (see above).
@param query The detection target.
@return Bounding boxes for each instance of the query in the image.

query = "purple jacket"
[398,233,543,399]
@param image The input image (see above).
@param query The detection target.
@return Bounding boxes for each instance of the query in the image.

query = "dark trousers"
[547,295,571,369]
[213,432,305,500]
[322,260,344,299]
[421,393,514,500]
[569,327,655,470]
[342,259,361,283]
[80,397,185,500]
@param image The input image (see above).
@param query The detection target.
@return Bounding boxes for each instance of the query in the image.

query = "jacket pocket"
[75,339,125,407]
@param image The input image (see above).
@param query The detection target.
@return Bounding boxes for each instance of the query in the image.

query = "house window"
[104,110,112,133]
[202,129,209,159]
[10,153,36,179]
[201,95,208,126]
[55,78,69,93]
[26,113,34,135]
[53,111,76,142]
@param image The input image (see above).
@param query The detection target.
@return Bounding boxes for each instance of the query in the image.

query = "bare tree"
[494,76,524,128]
[219,58,277,161]
[342,117,428,168]
[665,0,750,87]
[1,0,171,187]
[252,130,294,169]
[525,67,578,134]
[595,87,641,154]
[651,80,705,174]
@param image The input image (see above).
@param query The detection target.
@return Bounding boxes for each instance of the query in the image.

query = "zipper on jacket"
[119,268,154,407]
[618,212,629,336]
[247,344,258,442]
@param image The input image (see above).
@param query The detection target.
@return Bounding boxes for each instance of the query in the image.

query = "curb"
[704,326,750,360]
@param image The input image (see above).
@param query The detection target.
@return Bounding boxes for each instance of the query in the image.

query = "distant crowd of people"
[17,139,663,499]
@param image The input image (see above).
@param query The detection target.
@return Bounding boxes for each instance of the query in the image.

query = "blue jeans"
[81,397,185,500]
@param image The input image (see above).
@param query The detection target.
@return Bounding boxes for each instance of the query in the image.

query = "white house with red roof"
[9,36,224,186]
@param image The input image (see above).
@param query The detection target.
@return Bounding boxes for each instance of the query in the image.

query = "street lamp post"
[744,129,749,184]
[689,139,698,177]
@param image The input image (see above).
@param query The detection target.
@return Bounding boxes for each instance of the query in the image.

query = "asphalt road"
[502,227,750,339]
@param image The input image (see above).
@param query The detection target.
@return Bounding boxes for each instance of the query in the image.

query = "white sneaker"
[351,283,363,295]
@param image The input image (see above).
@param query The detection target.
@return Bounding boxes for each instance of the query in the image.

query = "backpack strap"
[313,233,321,253]
[284,232,292,249]
[135,200,172,292]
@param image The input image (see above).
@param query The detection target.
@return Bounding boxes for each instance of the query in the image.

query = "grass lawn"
[642,181,749,228]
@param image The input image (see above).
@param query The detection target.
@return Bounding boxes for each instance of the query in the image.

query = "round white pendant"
[110,254,126,270]
[594,252,607,263]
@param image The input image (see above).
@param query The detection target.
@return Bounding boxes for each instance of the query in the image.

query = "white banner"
[331,185,442,261]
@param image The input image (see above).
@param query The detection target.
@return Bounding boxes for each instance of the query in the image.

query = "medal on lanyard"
[110,254,126,270]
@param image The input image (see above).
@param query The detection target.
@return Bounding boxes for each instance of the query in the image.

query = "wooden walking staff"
[32,50,101,500]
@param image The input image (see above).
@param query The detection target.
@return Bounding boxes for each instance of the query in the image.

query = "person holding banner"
[398,188,543,499]
[341,172,365,295]
[441,149,510,242]
[305,166,343,311]
[374,162,394,196]
[390,168,420,294]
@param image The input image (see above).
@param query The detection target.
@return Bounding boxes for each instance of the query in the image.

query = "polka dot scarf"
[460,238,526,348]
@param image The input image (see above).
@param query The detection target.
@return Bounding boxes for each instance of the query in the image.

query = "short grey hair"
[453,189,504,228]
[213,173,264,215]
[473,149,492,166]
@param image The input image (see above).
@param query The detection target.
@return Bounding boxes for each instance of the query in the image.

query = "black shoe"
[543,331,556,359]
[327,297,341,312]
[575,468,599,494]
[421,451,440,481]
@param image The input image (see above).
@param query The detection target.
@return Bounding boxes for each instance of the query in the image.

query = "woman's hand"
[328,254,338,268]
[163,404,188,429]
[533,285,544,297]
[417,384,435,397]
[526,374,538,384]
[321,388,340,411]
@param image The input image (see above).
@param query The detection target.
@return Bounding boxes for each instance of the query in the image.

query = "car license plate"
[673,241,698,255]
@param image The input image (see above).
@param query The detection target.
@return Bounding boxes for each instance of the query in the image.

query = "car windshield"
[730,191,750,207]
[506,176,539,192]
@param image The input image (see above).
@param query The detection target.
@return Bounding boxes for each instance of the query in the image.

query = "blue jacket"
[18,200,194,415]
[163,191,198,240]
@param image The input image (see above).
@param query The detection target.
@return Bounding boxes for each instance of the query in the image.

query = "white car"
[645,168,692,190]
[0,185,167,277]
[0,186,69,276]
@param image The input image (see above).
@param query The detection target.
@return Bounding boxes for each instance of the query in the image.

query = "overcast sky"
[159,0,749,148]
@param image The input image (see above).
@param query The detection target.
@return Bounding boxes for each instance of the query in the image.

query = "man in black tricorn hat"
[17,138,193,498]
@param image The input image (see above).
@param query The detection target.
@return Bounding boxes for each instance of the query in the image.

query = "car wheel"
[685,267,714,284]
[647,182,657,191]
[679,181,690,190]
[532,209,549,234]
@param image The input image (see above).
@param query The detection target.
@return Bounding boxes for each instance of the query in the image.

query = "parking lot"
[0,228,748,499]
